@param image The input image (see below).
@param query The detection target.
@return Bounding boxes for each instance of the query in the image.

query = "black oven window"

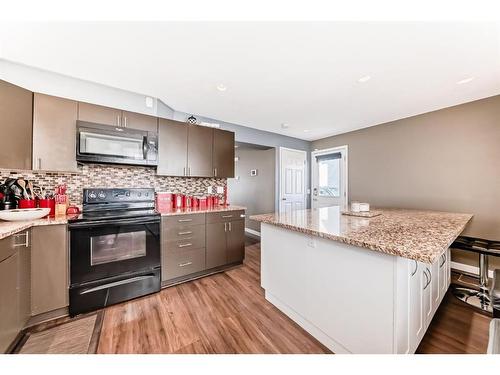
[90,231,147,265]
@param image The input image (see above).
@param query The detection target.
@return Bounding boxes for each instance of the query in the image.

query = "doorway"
[279,147,307,213]
[311,145,348,209]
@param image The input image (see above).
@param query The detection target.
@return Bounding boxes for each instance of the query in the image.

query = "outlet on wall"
[216,186,224,194]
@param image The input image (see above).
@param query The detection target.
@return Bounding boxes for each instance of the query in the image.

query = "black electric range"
[68,188,161,316]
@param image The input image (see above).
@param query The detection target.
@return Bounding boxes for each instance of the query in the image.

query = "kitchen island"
[250,206,472,354]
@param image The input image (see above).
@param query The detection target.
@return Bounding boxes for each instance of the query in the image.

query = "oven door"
[69,217,160,286]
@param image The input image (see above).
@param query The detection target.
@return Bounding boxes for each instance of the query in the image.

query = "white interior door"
[311,146,348,209]
[279,147,306,213]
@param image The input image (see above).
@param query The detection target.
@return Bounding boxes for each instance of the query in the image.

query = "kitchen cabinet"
[78,101,122,127]
[31,225,69,315]
[213,129,235,178]
[206,211,245,269]
[33,93,78,172]
[121,111,158,132]
[0,230,31,353]
[408,260,424,350]
[157,119,188,176]
[187,125,214,177]
[0,80,33,170]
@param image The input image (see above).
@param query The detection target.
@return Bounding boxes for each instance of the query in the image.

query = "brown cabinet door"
[213,129,235,178]
[31,225,69,315]
[78,101,122,127]
[187,125,213,177]
[17,235,31,331]
[33,93,78,172]
[0,252,19,353]
[226,219,245,264]
[122,111,158,132]
[206,222,227,269]
[0,80,33,170]
[157,119,188,176]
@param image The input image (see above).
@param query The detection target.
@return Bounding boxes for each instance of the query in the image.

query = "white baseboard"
[245,228,261,237]
[451,261,495,278]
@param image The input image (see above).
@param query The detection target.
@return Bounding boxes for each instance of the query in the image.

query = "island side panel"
[260,223,397,354]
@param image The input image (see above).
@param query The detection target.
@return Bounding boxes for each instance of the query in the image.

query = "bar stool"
[451,236,500,313]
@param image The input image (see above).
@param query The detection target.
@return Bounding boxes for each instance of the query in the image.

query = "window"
[317,153,341,197]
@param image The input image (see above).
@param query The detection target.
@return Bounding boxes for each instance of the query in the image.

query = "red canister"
[155,192,173,212]
[39,198,56,216]
[19,199,36,209]
[212,196,220,206]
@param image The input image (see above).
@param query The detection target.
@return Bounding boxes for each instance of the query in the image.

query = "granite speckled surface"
[250,207,472,263]
[159,205,246,216]
[0,215,73,240]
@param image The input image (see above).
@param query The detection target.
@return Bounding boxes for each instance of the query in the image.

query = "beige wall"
[312,95,500,269]
[227,147,276,232]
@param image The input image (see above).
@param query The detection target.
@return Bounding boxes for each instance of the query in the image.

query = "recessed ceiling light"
[216,84,227,91]
[281,123,289,129]
[358,75,371,83]
[457,77,474,85]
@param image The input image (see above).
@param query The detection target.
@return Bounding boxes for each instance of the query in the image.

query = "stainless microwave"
[76,121,158,166]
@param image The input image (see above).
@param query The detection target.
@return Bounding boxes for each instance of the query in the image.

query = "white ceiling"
[1,22,500,141]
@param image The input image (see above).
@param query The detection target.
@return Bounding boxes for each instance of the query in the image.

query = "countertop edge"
[0,217,70,240]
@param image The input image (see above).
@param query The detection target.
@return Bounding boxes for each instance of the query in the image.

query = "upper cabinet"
[122,111,158,132]
[0,80,33,170]
[77,102,122,127]
[33,93,78,172]
[78,103,158,132]
[213,129,235,178]
[157,119,188,176]
[187,125,214,177]
[157,119,235,178]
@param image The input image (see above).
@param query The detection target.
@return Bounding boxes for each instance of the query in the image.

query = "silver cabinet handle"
[423,268,430,290]
[228,222,232,231]
[123,116,127,127]
[410,260,418,276]
[13,231,29,248]
[179,261,193,267]
[224,222,227,232]
[37,157,42,170]
[178,219,192,222]
[427,268,432,286]
[214,168,217,177]
[221,215,233,218]
[178,231,193,235]
[188,167,191,176]
[117,115,121,126]
[440,253,446,268]
[178,243,192,248]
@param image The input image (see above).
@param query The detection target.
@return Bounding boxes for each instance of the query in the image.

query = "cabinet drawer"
[206,210,245,224]
[0,231,29,263]
[163,213,205,227]
[163,234,206,253]
[162,223,205,243]
[163,248,205,280]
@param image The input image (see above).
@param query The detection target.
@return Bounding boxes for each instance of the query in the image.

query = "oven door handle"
[69,217,160,229]
[79,274,157,295]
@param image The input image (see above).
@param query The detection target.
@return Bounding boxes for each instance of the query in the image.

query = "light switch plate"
[145,96,154,108]
[207,186,214,194]
[216,186,224,194]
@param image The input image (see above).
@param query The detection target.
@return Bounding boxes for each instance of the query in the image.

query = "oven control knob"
[98,192,106,200]
[88,191,97,199]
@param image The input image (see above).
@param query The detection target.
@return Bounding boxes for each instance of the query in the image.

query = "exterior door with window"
[280,148,307,213]
[311,146,348,209]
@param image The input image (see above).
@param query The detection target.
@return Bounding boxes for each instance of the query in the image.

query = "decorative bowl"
[0,208,51,222]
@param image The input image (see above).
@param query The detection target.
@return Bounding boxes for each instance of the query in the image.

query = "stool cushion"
[487,319,500,354]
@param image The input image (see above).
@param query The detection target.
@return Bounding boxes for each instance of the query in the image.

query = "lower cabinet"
[161,210,245,283]
[31,225,69,315]
[0,230,31,353]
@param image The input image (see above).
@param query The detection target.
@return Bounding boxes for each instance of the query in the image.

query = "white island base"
[260,223,451,354]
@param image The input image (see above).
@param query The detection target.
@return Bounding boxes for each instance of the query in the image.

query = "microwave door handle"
[143,136,148,160]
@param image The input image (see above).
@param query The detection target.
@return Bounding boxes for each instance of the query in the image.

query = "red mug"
[38,198,56,216]
[19,199,36,209]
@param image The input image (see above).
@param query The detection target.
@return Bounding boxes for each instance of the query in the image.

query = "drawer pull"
[221,215,233,218]
[178,231,193,235]
[410,260,418,276]
[178,243,193,248]
[228,222,232,231]
[439,253,446,268]
[179,261,193,267]
[178,218,193,222]
[13,231,29,248]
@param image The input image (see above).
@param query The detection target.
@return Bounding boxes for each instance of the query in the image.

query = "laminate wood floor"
[97,242,491,354]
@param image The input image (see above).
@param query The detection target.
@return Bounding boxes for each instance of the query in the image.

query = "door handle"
[228,222,232,231]
[178,219,192,223]
[37,157,42,170]
[79,274,156,295]
[282,198,286,201]
[410,260,418,276]
[123,116,127,127]
[117,115,121,127]
[214,168,217,177]
[221,215,233,218]
[178,261,193,267]
[178,243,192,248]
[440,253,446,268]
[178,231,193,235]
[224,222,227,232]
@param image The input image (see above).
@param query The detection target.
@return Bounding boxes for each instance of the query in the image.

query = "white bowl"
[0,208,51,222]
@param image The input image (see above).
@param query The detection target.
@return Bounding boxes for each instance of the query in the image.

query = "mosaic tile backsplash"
[0,164,226,206]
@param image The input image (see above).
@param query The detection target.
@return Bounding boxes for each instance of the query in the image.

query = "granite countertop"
[250,207,472,263]
[0,215,73,240]
[159,205,246,216]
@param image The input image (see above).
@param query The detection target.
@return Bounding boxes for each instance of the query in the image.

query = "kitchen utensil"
[66,206,80,215]
[27,181,35,199]
[17,179,29,199]
[0,208,50,221]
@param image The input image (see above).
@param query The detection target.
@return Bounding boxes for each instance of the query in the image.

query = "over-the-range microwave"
[76,121,158,166]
